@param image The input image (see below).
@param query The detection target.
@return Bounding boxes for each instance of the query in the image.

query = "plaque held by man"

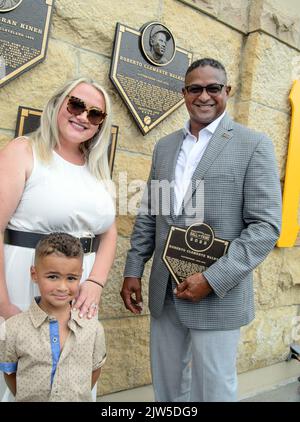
[162,222,230,284]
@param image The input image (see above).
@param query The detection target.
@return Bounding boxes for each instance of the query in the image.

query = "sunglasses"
[184,83,224,96]
[66,95,107,125]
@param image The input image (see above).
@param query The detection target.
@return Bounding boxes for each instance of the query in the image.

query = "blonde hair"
[30,77,112,182]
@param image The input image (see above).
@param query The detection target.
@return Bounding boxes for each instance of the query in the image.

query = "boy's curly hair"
[35,232,83,260]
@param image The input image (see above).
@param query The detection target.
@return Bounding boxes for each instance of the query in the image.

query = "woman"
[0,78,117,400]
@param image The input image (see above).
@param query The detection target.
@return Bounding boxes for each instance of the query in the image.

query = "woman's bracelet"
[86,278,104,288]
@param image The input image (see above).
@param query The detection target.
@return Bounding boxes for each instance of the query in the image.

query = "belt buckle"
[82,233,94,255]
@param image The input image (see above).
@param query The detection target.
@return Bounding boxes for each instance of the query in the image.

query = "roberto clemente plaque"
[0,0,54,88]
[110,22,192,135]
[162,223,230,285]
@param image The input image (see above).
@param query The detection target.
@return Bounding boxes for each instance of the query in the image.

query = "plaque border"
[15,105,118,176]
[0,0,54,88]
[163,226,185,285]
[110,22,193,134]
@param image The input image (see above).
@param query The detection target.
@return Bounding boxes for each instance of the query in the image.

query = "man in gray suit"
[121,58,282,402]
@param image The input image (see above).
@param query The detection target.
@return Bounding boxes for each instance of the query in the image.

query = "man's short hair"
[35,233,84,261]
[186,58,227,83]
[150,25,171,41]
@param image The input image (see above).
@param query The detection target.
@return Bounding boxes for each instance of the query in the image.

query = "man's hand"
[174,273,213,302]
[120,277,143,314]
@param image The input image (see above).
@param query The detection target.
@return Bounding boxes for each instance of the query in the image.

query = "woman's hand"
[73,280,102,319]
[73,222,116,319]
[0,301,22,320]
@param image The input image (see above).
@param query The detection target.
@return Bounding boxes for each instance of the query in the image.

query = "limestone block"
[276,285,300,308]
[78,51,110,86]
[226,98,236,118]
[178,0,250,33]
[235,101,289,180]
[116,214,135,238]
[178,0,219,18]
[98,316,151,395]
[237,306,299,372]
[240,32,297,112]
[281,248,300,286]
[162,0,243,92]
[218,0,249,33]
[52,0,161,56]
[112,151,152,235]
[113,150,152,196]
[0,39,76,130]
[253,248,300,309]
[254,249,283,309]
[249,0,300,49]
[0,133,12,149]
[99,235,151,319]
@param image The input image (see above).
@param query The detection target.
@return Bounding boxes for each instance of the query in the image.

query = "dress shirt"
[0,298,106,402]
[174,112,226,215]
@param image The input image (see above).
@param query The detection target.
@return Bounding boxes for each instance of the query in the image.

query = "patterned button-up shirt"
[0,298,106,402]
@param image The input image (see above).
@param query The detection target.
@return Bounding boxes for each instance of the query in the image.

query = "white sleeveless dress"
[0,146,115,401]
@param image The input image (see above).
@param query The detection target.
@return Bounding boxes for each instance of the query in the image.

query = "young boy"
[0,233,106,402]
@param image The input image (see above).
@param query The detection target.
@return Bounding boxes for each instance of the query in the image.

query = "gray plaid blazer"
[124,114,282,329]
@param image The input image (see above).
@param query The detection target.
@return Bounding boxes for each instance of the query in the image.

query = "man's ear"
[226,85,232,95]
[31,265,38,284]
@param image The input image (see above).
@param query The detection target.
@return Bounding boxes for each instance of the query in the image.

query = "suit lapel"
[181,114,234,213]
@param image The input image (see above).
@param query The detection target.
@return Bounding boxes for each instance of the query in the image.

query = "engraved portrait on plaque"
[0,0,23,12]
[0,0,54,88]
[141,23,175,67]
[110,22,192,135]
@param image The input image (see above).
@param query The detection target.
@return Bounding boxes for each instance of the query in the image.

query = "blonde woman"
[0,78,117,400]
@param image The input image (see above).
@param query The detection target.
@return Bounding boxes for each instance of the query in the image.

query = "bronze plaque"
[110,22,192,135]
[162,223,230,285]
[15,106,118,176]
[0,0,54,88]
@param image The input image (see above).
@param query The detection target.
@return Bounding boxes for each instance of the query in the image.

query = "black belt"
[4,229,100,254]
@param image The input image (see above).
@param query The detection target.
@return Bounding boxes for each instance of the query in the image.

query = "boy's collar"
[29,297,85,328]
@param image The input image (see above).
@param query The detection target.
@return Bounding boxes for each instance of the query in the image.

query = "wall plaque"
[0,0,54,88]
[15,106,118,176]
[110,22,192,135]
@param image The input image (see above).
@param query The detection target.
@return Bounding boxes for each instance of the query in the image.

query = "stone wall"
[0,0,300,396]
